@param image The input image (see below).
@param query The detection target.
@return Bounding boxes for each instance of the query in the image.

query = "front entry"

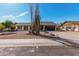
[45,25,55,31]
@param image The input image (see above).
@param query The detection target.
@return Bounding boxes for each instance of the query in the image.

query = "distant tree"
[1,19,16,31]
[1,22,5,25]
[4,20,14,28]
[0,23,5,31]
[10,24,16,31]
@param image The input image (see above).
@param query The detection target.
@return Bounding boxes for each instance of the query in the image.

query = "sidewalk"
[0,39,64,47]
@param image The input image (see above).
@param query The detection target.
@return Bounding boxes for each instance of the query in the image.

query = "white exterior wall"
[22,26,24,30]
[74,25,79,31]
[16,26,18,30]
[28,26,30,30]
[43,26,45,31]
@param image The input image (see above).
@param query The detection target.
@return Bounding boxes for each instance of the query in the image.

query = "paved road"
[0,39,78,56]
[0,46,78,56]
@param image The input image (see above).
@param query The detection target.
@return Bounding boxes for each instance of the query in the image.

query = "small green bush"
[0,23,5,31]
[10,24,16,31]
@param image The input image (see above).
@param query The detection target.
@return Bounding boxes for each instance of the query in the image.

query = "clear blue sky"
[0,3,79,23]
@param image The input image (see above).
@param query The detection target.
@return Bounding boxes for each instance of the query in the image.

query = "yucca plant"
[32,4,40,35]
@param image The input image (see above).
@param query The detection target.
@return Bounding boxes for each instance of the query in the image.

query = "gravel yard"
[0,31,46,39]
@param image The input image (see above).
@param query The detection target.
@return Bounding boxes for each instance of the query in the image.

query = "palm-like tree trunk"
[32,4,40,35]
[29,3,40,35]
[29,4,33,33]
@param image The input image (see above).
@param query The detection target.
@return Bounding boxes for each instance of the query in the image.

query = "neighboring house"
[57,21,79,31]
[15,22,56,31]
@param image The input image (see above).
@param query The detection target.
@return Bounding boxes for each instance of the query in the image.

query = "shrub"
[0,23,5,31]
[10,24,16,31]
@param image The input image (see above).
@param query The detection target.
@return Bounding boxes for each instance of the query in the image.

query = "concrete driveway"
[49,31,79,45]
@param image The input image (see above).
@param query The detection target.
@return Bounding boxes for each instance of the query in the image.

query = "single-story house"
[15,22,56,31]
[57,21,79,31]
